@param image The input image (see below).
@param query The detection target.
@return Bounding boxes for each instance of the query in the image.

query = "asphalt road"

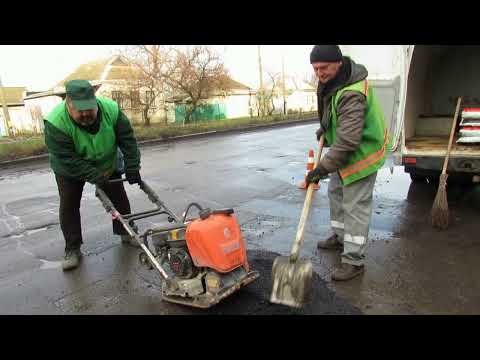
[1,122,479,314]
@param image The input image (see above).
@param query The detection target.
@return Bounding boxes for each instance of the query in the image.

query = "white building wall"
[272,96,284,114]
[24,95,63,133]
[97,83,167,125]
[0,106,36,135]
[287,91,317,112]
[225,94,252,119]
[166,104,176,123]
[0,114,5,136]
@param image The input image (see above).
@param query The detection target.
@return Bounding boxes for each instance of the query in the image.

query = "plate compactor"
[96,178,259,309]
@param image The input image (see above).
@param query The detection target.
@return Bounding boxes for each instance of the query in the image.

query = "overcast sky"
[0,45,403,91]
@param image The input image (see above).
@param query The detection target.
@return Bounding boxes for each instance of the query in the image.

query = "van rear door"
[371,77,402,150]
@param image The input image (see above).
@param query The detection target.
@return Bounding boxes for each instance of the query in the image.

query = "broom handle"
[442,97,462,175]
[290,135,325,263]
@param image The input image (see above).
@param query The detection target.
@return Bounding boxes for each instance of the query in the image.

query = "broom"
[431,97,462,230]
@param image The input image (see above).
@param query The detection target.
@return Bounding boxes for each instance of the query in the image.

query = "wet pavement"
[0,123,479,314]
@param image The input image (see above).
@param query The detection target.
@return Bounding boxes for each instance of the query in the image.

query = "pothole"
[241,215,283,239]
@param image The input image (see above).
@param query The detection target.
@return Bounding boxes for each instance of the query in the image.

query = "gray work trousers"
[328,171,377,266]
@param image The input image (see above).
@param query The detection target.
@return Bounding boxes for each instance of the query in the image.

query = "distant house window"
[111,91,124,109]
[145,91,156,108]
[130,90,141,110]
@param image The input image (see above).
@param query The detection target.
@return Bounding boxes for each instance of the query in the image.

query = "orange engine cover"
[185,214,250,273]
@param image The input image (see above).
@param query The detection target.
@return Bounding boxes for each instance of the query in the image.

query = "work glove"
[94,176,110,190]
[316,127,324,141]
[306,167,328,185]
[126,170,142,185]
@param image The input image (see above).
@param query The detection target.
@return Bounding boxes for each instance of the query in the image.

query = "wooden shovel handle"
[442,97,462,175]
[290,135,325,262]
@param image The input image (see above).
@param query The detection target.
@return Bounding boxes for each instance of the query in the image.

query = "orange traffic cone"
[298,149,319,190]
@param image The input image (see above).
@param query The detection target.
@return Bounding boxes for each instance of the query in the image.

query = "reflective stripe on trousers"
[327,171,377,266]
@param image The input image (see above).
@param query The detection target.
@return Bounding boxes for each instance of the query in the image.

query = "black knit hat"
[310,45,343,63]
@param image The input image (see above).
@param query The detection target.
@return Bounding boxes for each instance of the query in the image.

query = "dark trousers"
[55,174,132,251]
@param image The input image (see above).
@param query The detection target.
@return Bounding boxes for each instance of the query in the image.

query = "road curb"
[0,117,318,168]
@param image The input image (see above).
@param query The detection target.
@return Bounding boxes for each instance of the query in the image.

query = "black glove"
[306,167,328,185]
[126,170,142,185]
[95,176,109,189]
[316,127,324,141]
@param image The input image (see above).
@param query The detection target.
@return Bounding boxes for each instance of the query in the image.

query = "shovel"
[270,135,325,308]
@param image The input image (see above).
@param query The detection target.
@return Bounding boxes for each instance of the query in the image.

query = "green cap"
[65,80,97,111]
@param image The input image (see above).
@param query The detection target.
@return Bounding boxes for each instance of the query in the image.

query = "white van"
[376,45,480,183]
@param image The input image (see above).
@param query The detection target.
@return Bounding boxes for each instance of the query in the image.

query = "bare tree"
[121,45,174,126]
[304,72,319,89]
[28,105,43,134]
[163,46,230,125]
[256,71,280,116]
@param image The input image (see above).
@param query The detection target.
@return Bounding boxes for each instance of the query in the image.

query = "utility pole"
[0,75,12,137]
[257,45,264,91]
[282,54,287,115]
[257,45,264,116]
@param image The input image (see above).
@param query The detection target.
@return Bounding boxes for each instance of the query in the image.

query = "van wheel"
[410,173,427,183]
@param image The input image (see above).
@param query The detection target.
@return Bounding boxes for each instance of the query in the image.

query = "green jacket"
[327,80,389,185]
[44,96,141,184]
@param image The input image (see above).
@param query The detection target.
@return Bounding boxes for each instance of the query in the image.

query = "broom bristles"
[431,174,449,230]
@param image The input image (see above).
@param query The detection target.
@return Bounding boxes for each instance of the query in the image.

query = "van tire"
[410,173,427,183]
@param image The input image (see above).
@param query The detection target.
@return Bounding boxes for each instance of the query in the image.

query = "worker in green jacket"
[306,45,390,281]
[44,80,142,271]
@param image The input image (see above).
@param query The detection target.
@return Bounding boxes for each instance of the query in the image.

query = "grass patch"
[133,112,316,141]
[0,137,46,162]
[0,112,316,162]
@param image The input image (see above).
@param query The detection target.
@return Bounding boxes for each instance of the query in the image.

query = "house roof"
[54,55,251,103]
[0,87,26,105]
[219,75,250,90]
[56,55,138,87]
[23,55,139,101]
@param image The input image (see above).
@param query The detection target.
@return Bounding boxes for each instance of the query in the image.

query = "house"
[262,76,317,115]
[211,77,255,119]
[285,80,317,113]
[23,55,168,132]
[166,76,255,123]
[0,87,32,136]
[55,55,167,125]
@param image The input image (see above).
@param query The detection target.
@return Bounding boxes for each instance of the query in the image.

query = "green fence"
[175,103,227,123]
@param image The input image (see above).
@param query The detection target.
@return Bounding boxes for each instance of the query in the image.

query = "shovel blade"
[270,256,313,308]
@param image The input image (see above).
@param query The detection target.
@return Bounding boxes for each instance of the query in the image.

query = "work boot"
[317,234,343,251]
[62,248,82,271]
[331,263,364,281]
[121,224,140,248]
